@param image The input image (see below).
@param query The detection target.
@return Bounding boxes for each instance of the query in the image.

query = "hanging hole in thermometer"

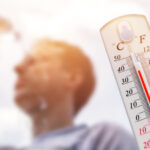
[118,21,134,42]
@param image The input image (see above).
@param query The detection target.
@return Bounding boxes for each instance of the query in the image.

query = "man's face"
[15,52,69,114]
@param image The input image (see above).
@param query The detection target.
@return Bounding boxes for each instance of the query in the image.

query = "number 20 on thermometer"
[100,14,150,150]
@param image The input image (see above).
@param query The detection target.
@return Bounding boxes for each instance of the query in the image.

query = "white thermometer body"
[100,14,150,150]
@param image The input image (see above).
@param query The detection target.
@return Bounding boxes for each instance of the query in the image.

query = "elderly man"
[14,39,138,150]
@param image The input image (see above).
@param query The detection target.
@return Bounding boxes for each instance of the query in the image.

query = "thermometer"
[100,14,150,150]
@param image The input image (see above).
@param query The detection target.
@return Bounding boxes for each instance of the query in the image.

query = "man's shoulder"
[87,122,129,137]
[90,122,130,135]
[79,122,138,150]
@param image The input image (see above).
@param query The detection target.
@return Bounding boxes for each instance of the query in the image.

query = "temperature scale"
[100,14,150,150]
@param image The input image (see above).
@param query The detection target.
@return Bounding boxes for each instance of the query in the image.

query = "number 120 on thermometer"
[100,14,150,150]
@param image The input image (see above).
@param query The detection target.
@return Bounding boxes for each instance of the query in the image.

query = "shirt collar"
[33,124,88,149]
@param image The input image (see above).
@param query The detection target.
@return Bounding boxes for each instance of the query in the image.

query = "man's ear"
[65,72,83,91]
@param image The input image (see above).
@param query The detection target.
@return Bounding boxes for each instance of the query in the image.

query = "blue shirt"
[29,123,139,150]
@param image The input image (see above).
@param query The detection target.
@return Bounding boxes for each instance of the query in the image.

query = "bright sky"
[0,0,149,147]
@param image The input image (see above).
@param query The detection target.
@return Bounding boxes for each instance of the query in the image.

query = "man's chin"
[15,89,39,114]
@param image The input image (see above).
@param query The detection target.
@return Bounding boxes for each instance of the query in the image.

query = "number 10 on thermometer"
[100,14,150,150]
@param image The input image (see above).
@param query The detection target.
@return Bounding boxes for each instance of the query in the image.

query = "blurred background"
[0,0,149,148]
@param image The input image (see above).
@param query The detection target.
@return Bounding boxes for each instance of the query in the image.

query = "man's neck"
[31,96,74,137]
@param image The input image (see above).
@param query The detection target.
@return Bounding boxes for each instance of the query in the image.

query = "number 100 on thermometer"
[100,14,150,150]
